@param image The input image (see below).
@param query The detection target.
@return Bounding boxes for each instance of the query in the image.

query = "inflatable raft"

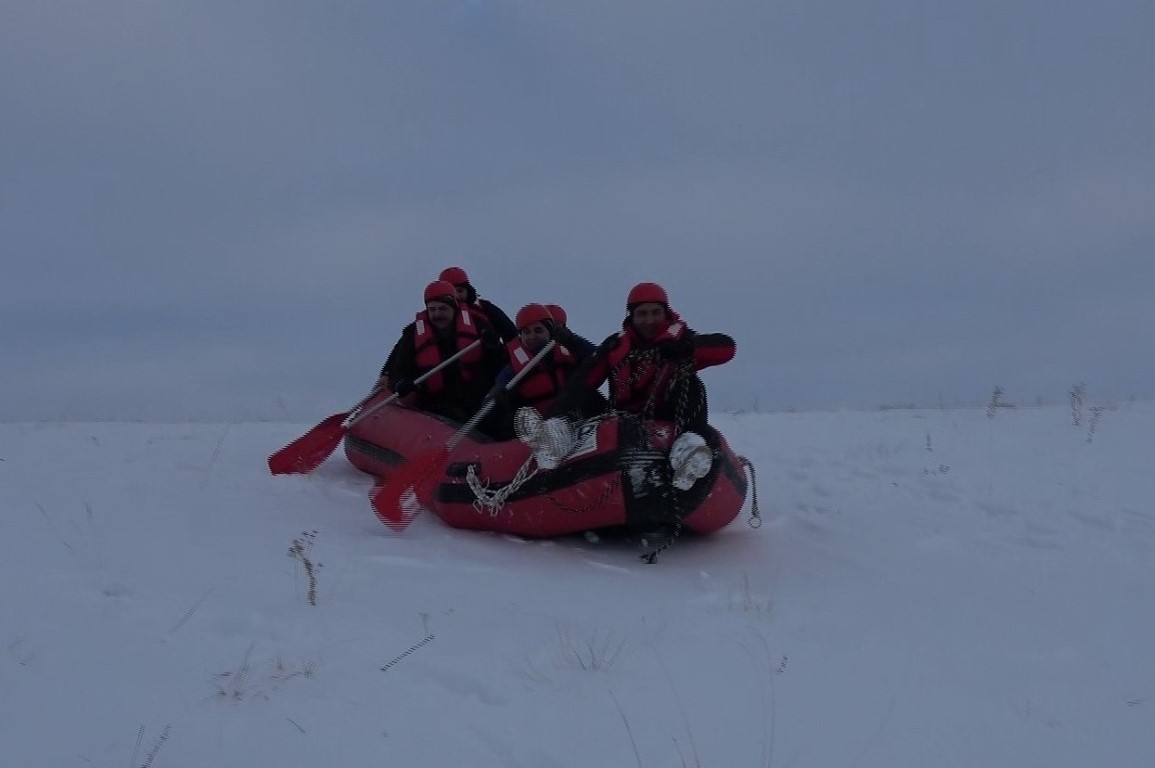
[344,397,748,538]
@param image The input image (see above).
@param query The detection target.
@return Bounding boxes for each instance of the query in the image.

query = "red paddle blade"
[267,413,349,475]
[371,446,449,531]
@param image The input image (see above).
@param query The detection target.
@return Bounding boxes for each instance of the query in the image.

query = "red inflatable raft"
[344,397,748,538]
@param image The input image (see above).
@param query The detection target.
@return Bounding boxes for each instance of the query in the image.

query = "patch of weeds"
[729,573,773,616]
[214,643,257,701]
[270,655,319,685]
[556,625,626,672]
[1070,382,1086,426]
[987,386,1005,418]
[213,644,319,702]
[288,530,323,606]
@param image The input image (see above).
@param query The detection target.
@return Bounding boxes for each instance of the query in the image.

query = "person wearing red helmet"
[512,303,557,357]
[534,282,735,488]
[484,305,591,438]
[438,266,518,344]
[376,280,507,423]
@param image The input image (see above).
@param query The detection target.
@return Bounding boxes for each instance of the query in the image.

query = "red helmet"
[439,266,470,286]
[423,280,458,307]
[545,304,567,326]
[515,303,554,330]
[626,282,668,311]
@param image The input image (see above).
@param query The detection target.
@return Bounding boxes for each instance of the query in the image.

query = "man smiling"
[540,282,735,489]
[377,280,507,423]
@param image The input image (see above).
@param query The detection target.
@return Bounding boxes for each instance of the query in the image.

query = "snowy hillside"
[2,403,1153,767]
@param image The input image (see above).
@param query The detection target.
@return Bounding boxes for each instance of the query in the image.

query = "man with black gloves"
[377,280,508,423]
[532,282,735,489]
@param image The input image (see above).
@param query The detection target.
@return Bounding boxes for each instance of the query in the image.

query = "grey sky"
[3,0,1153,420]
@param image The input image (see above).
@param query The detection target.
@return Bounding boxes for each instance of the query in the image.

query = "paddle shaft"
[368,340,556,529]
[343,338,485,429]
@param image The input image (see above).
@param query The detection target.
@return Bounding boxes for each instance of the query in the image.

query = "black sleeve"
[546,333,617,420]
[480,300,519,344]
[381,324,416,380]
[557,329,598,361]
[687,331,737,369]
[480,332,510,379]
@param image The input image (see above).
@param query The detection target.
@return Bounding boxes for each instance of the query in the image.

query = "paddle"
[266,339,485,475]
[372,340,557,531]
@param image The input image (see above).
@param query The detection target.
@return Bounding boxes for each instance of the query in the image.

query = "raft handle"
[446,461,482,479]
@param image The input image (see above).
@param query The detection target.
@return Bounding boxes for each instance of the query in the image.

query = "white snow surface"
[2,404,1153,767]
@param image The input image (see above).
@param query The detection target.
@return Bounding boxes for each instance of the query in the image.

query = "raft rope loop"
[736,455,762,528]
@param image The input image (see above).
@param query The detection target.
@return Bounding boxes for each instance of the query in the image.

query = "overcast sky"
[3,0,1152,421]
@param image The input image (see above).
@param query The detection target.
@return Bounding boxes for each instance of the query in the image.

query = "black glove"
[596,334,619,356]
[658,337,695,362]
[479,325,500,345]
[552,325,575,346]
[393,378,417,396]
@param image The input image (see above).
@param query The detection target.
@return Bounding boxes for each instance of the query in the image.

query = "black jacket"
[475,299,517,344]
[380,319,508,420]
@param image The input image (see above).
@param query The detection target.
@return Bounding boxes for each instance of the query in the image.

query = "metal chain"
[609,347,665,424]
[465,457,539,517]
[668,358,700,437]
[466,409,623,518]
[612,345,701,436]
[610,346,699,563]
[640,520,682,564]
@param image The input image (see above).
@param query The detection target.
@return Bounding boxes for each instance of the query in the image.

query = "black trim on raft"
[345,435,406,468]
[436,449,623,504]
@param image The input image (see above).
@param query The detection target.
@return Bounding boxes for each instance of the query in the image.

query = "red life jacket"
[413,310,482,395]
[505,340,576,413]
[604,316,688,413]
[461,302,490,331]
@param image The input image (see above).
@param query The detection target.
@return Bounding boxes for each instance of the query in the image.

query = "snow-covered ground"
[2,403,1153,767]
